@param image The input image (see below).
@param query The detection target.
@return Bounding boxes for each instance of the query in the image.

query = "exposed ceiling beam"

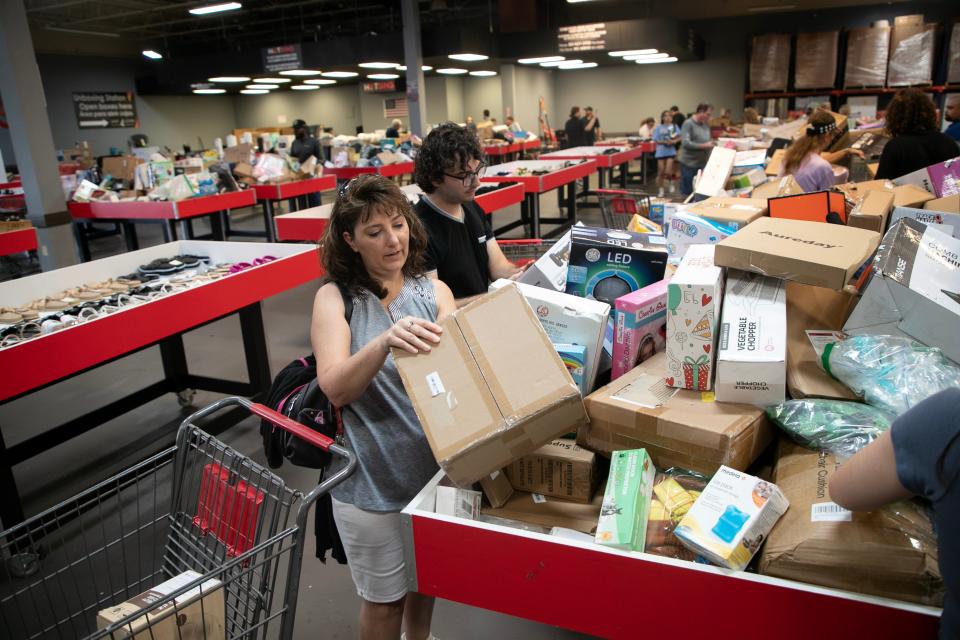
[55,1,195,27]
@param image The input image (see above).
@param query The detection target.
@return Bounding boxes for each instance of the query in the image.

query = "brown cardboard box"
[764,148,785,176]
[714,217,880,291]
[101,155,141,183]
[834,179,893,201]
[504,438,596,503]
[481,490,603,534]
[847,188,894,233]
[867,162,879,178]
[784,282,859,400]
[376,151,401,166]
[0,219,33,232]
[752,176,804,201]
[479,470,514,508]
[844,27,890,87]
[394,284,586,487]
[949,22,960,84]
[760,441,943,606]
[233,162,255,178]
[223,143,253,165]
[926,195,960,213]
[686,196,768,230]
[794,31,839,89]
[97,571,225,640]
[893,184,935,209]
[580,353,773,475]
[894,14,924,27]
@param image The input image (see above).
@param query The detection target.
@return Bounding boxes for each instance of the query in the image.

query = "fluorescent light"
[541,59,580,67]
[559,62,598,70]
[624,52,669,60]
[519,56,565,64]
[358,62,399,69]
[469,70,497,77]
[609,49,658,57]
[193,88,226,94]
[635,56,678,64]
[304,79,337,85]
[240,89,268,95]
[436,68,468,75]
[367,73,399,80]
[748,4,796,12]
[291,85,319,90]
[188,2,241,16]
[246,84,278,89]
[209,76,250,82]
[255,77,291,83]
[279,69,322,76]
[142,50,163,60]
[321,71,359,78]
[397,65,433,71]
[449,53,488,61]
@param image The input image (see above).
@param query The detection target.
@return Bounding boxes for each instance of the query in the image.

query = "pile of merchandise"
[325,136,417,170]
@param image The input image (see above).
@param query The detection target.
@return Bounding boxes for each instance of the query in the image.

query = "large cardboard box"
[581,352,774,475]
[714,217,880,291]
[394,284,586,486]
[687,197,768,231]
[784,282,859,401]
[847,188,894,233]
[612,278,669,380]
[751,175,804,201]
[890,205,960,241]
[505,438,597,503]
[666,245,724,391]
[795,31,839,89]
[715,270,787,406]
[96,571,224,640]
[101,155,141,184]
[759,441,943,606]
[223,142,254,165]
[750,33,791,92]
[844,219,960,364]
[926,194,960,213]
[490,279,609,394]
[893,183,936,209]
[844,26,890,87]
[481,490,603,534]
[565,226,668,305]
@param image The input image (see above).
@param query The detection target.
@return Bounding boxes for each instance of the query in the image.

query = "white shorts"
[331,496,408,603]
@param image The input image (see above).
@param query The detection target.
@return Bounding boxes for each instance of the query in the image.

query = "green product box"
[595,448,657,551]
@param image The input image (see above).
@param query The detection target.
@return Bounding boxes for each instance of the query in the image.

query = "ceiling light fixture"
[255,77,291,83]
[240,89,268,95]
[747,4,796,12]
[291,85,319,90]
[449,53,488,62]
[279,69,322,76]
[518,56,565,64]
[367,73,399,80]
[358,62,399,69]
[304,79,337,85]
[635,56,679,64]
[188,2,242,16]
[321,71,359,78]
[397,65,433,71]
[559,62,598,70]
[609,49,658,57]
[436,68,468,75]
[541,59,581,67]
[193,88,226,94]
[142,50,163,60]
[469,70,497,77]
[209,76,250,82]
[623,52,670,61]
[246,84,278,89]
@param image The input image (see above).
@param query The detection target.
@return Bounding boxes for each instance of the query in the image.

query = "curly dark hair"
[885,88,938,137]
[319,174,428,299]
[414,122,482,193]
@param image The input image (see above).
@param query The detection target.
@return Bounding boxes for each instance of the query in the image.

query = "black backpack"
[260,284,353,470]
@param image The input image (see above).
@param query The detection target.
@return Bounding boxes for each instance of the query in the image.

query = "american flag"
[383,98,408,118]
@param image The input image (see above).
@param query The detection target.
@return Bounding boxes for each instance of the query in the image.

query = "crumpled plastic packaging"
[644,467,710,562]
[822,335,960,416]
[766,399,893,459]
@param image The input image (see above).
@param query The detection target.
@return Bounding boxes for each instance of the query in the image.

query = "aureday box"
[595,448,657,551]
[393,284,586,486]
[612,278,669,380]
[889,205,960,240]
[666,245,724,391]
[674,465,790,571]
[666,211,737,264]
[715,270,787,406]
[490,278,610,394]
[565,226,668,306]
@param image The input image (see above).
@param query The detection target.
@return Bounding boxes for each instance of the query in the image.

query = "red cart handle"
[248,402,335,452]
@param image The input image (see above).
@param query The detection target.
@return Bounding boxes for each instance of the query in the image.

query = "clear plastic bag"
[888,25,935,86]
[844,26,890,88]
[823,335,960,416]
[766,399,893,459]
[749,34,790,92]
[645,467,710,561]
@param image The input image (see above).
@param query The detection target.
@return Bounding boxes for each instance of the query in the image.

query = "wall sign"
[558,23,608,53]
[262,44,302,72]
[72,92,138,129]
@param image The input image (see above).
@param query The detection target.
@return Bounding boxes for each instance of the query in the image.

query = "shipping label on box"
[554,343,587,392]
[595,448,657,551]
[666,245,724,391]
[505,438,597,503]
[889,206,960,240]
[565,226,668,306]
[675,466,789,570]
[715,270,787,406]
[436,476,482,519]
[612,278,669,380]
[666,212,737,264]
[491,278,609,394]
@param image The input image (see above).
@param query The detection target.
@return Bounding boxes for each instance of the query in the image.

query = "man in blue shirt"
[945,94,960,145]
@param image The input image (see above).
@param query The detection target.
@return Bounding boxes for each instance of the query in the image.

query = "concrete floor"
[1,168,662,639]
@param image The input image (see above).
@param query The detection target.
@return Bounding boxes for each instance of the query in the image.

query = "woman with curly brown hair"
[876,88,958,180]
[312,174,454,640]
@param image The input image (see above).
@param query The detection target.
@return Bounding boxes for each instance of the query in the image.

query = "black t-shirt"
[565,117,586,148]
[290,136,322,163]
[414,196,492,299]
[875,131,959,180]
[385,127,400,138]
[585,117,601,145]
[672,112,686,130]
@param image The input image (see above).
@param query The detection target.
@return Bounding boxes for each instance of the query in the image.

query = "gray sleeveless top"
[329,275,440,512]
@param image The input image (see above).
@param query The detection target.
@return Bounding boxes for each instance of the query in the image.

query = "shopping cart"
[0,396,356,640]
[498,238,559,268]
[595,188,654,230]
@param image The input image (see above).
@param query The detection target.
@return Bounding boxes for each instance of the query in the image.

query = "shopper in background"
[779,111,848,193]
[876,88,959,180]
[505,115,523,135]
[677,103,714,197]
[743,107,761,125]
[944,94,960,144]
[584,106,602,145]
[385,119,403,139]
[291,118,323,206]
[314,174,455,640]
[830,388,959,640]
[653,110,680,197]
[479,109,493,128]
[464,115,477,133]
[670,105,685,130]
[565,106,586,148]
[638,117,656,139]
[413,122,523,306]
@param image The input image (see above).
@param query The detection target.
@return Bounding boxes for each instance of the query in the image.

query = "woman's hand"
[382,316,443,355]
[847,148,865,159]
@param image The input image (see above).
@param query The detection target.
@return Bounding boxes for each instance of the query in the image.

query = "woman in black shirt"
[875,89,959,180]
[564,106,586,148]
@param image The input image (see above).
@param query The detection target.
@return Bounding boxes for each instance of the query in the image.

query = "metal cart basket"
[0,396,355,640]
[498,238,559,267]
[595,188,654,230]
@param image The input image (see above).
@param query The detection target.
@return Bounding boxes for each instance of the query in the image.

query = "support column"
[0,0,78,270]
[501,63,517,120]
[400,0,427,137]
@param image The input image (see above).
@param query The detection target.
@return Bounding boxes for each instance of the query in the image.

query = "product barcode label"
[425,371,445,397]
[811,502,852,522]
[531,493,546,504]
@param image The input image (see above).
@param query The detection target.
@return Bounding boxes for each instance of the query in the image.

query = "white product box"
[889,206,960,240]
[490,279,610,394]
[666,211,737,264]
[674,466,790,571]
[435,476,482,519]
[517,225,580,292]
[695,147,737,198]
[715,270,787,406]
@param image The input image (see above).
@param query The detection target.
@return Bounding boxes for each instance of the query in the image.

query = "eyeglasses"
[443,164,486,187]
